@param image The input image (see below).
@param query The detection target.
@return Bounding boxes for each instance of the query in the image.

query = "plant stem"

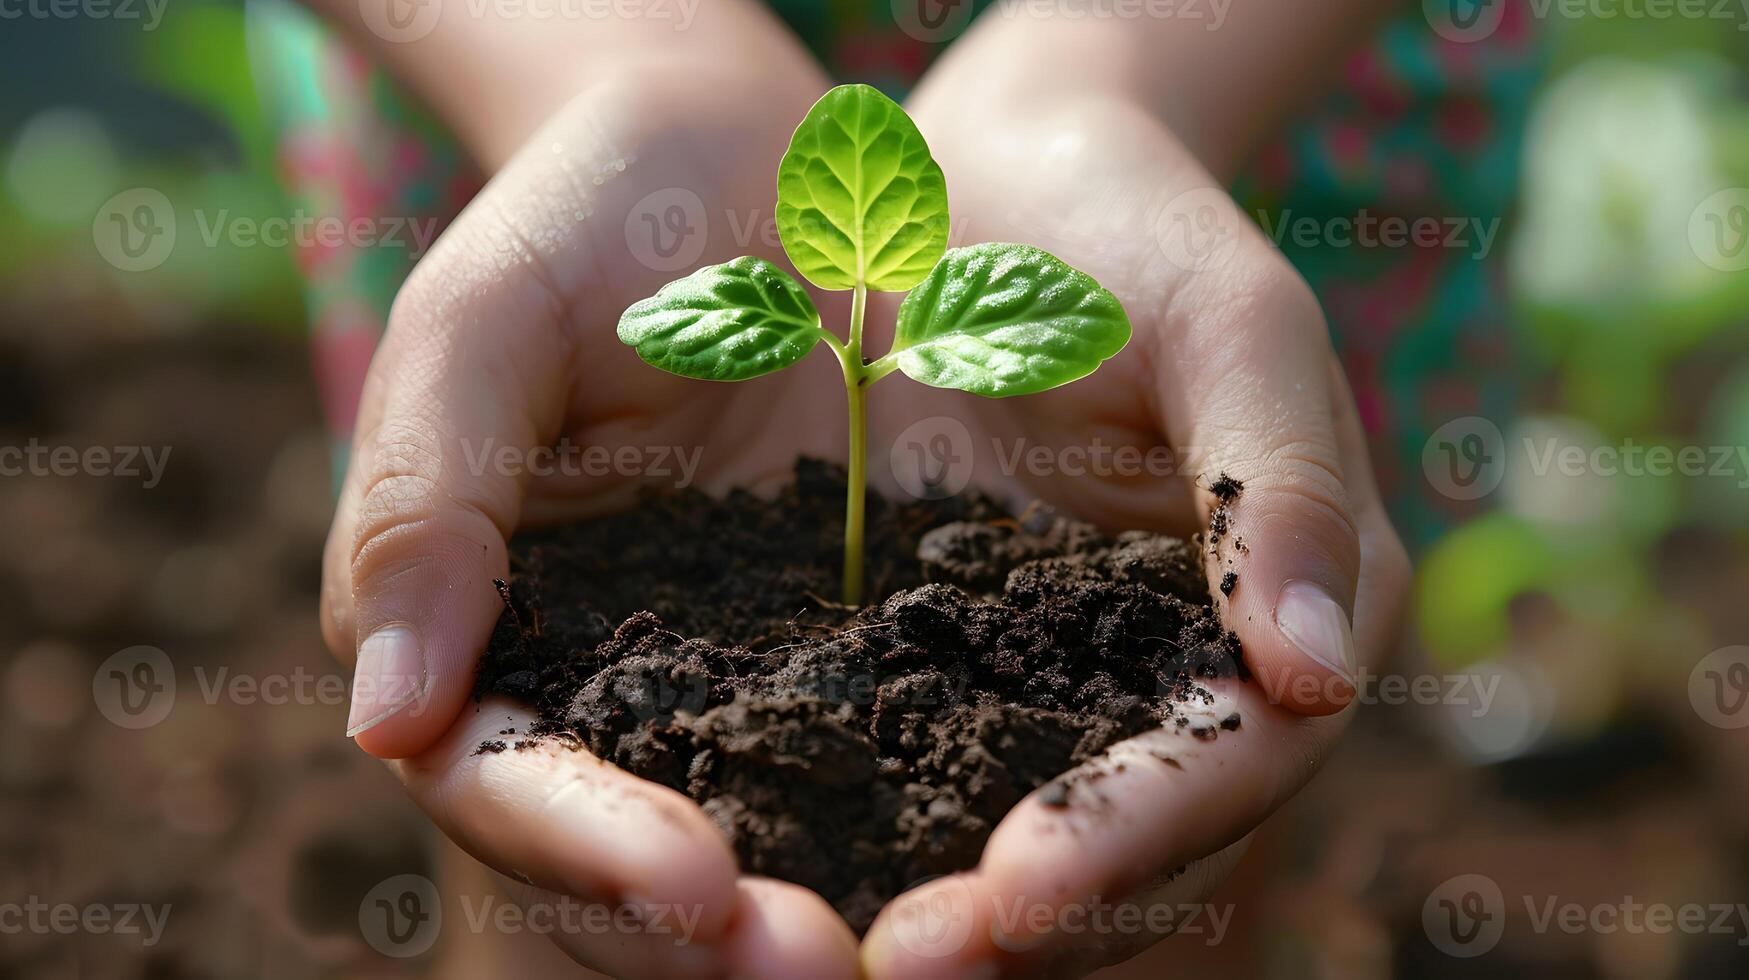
[842,282,869,606]
[843,370,866,606]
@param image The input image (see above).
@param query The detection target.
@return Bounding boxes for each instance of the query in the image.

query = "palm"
[326,65,869,978]
[869,98,1226,533]
[483,75,854,523]
[851,94,1410,978]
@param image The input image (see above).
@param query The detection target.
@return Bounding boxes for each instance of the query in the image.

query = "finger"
[863,683,1335,977]
[394,698,743,975]
[472,873,856,979]
[1031,835,1254,979]
[861,365,1408,977]
[864,835,1252,980]
[721,878,861,980]
[1147,227,1364,715]
[321,106,620,757]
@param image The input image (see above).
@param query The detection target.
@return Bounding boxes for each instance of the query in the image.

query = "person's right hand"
[319,59,864,978]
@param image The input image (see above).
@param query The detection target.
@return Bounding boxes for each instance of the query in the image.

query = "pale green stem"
[842,282,869,605]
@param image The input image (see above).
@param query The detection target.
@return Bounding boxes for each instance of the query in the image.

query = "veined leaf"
[890,243,1131,397]
[776,84,949,292]
[617,256,822,381]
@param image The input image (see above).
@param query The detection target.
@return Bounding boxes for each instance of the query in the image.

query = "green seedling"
[617,84,1132,605]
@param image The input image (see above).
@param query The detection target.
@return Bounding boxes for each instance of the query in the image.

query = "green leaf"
[776,84,949,293]
[889,243,1132,397]
[617,256,822,381]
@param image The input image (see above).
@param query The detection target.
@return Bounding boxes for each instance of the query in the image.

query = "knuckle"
[350,470,448,585]
[1256,441,1362,546]
[348,419,482,582]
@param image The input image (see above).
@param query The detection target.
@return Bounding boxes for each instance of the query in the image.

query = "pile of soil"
[474,460,1244,931]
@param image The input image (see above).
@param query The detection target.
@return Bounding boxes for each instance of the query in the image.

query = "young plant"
[617,84,1132,605]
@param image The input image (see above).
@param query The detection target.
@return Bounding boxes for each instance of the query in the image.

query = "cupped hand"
[319,61,861,978]
[855,84,1411,977]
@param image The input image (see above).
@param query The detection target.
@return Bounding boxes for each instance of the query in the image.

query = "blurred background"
[2,2,1747,977]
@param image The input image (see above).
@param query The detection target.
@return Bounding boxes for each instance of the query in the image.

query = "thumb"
[322,211,578,759]
[1206,448,1362,715]
[1162,275,1362,716]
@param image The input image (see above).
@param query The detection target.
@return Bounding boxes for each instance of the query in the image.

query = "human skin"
[306,1,1407,976]
[856,24,1409,972]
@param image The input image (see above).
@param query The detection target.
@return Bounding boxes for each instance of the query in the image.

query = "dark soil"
[474,459,1244,933]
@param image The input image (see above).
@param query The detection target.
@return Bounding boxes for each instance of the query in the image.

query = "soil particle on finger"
[1206,472,1244,552]
[474,459,1244,934]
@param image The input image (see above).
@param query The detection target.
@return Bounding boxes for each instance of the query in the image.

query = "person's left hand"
[855,82,1411,978]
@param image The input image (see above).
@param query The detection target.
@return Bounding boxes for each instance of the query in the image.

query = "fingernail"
[346,626,428,737]
[1274,581,1357,684]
